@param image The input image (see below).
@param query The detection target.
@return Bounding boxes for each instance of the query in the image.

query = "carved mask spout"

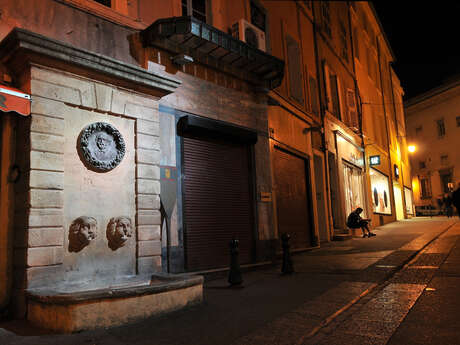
[68,216,97,253]
[107,216,133,250]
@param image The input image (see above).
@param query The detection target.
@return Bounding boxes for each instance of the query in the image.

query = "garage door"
[183,137,254,271]
[273,147,312,249]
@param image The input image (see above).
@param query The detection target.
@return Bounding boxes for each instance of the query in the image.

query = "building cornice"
[0,28,181,97]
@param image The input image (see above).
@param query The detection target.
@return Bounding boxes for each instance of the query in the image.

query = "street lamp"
[408,145,416,153]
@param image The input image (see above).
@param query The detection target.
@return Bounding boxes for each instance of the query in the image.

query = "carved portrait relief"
[106,216,133,251]
[68,216,97,252]
[78,122,125,172]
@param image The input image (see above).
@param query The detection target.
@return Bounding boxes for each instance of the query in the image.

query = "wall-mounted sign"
[259,192,272,202]
[394,164,400,179]
[369,155,380,166]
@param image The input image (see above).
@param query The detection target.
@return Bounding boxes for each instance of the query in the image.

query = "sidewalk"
[0,217,457,345]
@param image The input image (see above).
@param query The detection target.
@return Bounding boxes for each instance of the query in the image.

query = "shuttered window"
[329,74,341,120]
[309,75,319,115]
[346,88,359,129]
[286,35,304,106]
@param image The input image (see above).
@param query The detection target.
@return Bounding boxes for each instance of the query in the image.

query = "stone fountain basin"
[26,273,203,333]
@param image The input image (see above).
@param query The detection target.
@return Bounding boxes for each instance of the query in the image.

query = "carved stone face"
[68,216,97,253]
[107,216,133,250]
[95,132,111,152]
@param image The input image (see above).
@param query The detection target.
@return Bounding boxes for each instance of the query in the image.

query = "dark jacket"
[453,188,460,207]
[346,211,362,228]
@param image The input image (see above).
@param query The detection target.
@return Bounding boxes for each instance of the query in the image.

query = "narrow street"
[0,217,459,345]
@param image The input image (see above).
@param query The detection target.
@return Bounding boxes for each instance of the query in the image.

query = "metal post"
[228,238,243,286]
[281,233,294,274]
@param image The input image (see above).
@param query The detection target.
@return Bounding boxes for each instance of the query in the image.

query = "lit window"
[436,119,446,137]
[182,0,207,23]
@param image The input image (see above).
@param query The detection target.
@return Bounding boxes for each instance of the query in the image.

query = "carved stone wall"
[12,65,163,314]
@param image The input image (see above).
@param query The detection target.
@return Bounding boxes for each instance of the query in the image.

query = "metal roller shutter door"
[273,147,312,249]
[183,137,254,271]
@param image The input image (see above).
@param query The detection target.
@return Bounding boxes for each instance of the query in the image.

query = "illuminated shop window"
[370,168,392,215]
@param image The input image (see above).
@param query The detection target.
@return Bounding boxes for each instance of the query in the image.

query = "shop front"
[333,130,366,229]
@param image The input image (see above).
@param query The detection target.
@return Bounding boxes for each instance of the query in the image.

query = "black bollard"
[228,238,243,286]
[281,233,294,274]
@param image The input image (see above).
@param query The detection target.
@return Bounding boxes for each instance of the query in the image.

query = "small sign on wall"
[259,192,272,202]
[394,164,399,179]
[369,155,380,166]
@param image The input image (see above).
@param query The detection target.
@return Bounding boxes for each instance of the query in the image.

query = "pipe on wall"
[0,113,17,311]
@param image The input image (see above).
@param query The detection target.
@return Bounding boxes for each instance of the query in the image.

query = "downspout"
[388,64,407,217]
[376,36,395,222]
[346,1,370,217]
[0,113,16,311]
[311,1,334,237]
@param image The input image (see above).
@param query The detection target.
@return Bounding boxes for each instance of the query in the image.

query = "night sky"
[371,1,460,100]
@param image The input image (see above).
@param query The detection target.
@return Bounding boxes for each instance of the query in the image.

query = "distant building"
[405,76,460,212]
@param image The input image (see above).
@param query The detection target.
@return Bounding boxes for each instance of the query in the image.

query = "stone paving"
[0,217,458,345]
[304,220,460,345]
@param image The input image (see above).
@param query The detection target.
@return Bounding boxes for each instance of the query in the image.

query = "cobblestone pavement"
[0,217,458,345]
[303,220,460,345]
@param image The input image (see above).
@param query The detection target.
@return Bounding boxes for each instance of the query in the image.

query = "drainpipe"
[388,64,408,217]
[0,113,17,311]
[311,2,334,239]
[376,36,395,222]
[346,1,371,218]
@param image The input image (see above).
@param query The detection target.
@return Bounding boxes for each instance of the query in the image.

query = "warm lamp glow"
[408,145,416,153]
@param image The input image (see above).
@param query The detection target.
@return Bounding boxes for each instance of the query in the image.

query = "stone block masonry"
[10,65,166,313]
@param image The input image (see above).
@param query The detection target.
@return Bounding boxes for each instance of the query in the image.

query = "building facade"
[0,0,412,328]
[405,76,460,212]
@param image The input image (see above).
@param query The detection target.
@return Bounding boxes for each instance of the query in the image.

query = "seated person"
[347,207,375,238]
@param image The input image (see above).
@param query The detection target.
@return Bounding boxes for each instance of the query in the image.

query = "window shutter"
[346,88,359,129]
[309,75,319,115]
[329,74,340,119]
[286,35,304,105]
